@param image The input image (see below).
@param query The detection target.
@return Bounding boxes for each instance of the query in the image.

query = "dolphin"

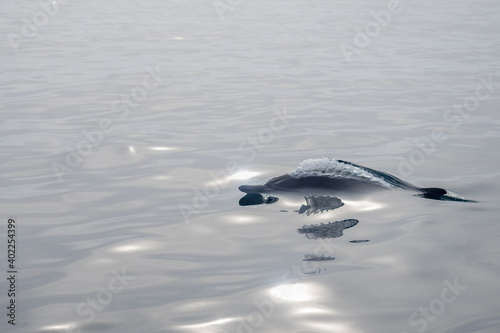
[238,158,475,202]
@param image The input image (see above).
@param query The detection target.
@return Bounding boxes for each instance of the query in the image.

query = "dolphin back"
[237,158,476,202]
[238,184,273,193]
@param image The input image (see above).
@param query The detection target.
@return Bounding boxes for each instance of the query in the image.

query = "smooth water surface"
[1,0,500,332]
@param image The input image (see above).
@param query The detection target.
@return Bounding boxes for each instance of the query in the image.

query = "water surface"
[1,0,500,332]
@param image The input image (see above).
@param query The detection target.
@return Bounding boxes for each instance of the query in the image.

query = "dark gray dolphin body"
[238,158,474,202]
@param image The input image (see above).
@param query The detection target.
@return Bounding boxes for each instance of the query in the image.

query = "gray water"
[2,0,500,332]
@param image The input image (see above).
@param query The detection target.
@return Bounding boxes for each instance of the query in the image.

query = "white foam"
[442,190,466,201]
[240,178,267,186]
[288,158,392,189]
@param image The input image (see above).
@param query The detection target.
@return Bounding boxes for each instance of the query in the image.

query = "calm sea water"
[1,0,500,332]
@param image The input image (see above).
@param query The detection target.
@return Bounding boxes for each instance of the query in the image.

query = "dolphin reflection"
[238,193,360,265]
[298,219,359,240]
